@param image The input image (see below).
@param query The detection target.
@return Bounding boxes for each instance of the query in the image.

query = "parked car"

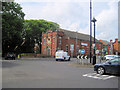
[55,50,70,61]
[104,55,119,60]
[5,52,16,60]
[94,57,120,75]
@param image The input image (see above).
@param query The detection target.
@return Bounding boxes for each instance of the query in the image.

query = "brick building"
[113,38,120,55]
[99,40,111,55]
[42,29,103,57]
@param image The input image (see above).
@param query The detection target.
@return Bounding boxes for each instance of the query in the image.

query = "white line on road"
[83,73,116,80]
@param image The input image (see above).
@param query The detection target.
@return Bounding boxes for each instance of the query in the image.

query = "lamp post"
[91,17,97,65]
[76,31,78,56]
[34,39,37,57]
[39,41,42,54]
[90,0,92,63]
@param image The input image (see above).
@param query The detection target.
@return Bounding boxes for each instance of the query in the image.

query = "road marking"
[83,73,116,80]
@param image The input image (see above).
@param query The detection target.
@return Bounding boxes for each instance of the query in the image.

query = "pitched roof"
[102,40,111,45]
[59,29,101,43]
[99,40,110,45]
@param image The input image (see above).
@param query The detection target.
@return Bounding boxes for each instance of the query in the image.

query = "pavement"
[2,57,104,68]
[68,63,94,68]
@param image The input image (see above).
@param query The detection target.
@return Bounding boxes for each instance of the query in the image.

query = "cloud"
[96,1,118,40]
[15,0,118,41]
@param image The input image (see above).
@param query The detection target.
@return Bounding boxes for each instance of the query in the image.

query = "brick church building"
[41,29,103,57]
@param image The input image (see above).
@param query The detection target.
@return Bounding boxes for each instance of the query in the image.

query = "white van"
[55,50,70,61]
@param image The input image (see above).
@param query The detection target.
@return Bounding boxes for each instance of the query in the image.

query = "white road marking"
[83,73,116,80]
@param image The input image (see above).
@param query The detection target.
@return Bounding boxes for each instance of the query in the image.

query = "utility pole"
[91,17,97,65]
[76,31,78,56]
[90,0,92,63]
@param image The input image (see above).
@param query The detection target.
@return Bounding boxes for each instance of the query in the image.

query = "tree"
[22,19,59,53]
[2,2,25,55]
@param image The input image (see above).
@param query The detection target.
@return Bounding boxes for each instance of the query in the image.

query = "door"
[107,59,120,74]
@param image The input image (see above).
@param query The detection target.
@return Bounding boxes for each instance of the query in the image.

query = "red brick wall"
[42,31,57,56]
[113,39,120,54]
[42,30,103,57]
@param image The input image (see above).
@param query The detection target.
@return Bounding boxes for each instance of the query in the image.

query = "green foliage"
[22,19,59,53]
[24,19,59,39]
[2,2,60,54]
[2,2,25,54]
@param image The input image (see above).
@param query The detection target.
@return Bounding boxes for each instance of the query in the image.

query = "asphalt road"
[2,58,119,88]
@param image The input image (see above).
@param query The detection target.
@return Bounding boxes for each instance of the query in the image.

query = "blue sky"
[15,0,119,42]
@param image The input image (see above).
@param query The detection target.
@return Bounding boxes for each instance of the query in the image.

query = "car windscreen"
[109,58,120,63]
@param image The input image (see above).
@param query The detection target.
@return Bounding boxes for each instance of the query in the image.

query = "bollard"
[93,55,96,65]
[18,55,20,59]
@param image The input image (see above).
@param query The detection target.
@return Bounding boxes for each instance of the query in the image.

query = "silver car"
[104,55,119,60]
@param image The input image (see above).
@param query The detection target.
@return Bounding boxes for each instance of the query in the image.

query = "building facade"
[113,38,120,55]
[42,29,103,57]
[99,40,111,55]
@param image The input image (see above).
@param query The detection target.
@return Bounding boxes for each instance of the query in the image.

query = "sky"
[15,0,119,42]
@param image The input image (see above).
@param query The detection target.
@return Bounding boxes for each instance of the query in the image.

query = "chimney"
[115,38,118,42]
[110,40,112,42]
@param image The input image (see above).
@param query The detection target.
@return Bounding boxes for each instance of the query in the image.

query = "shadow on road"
[2,61,20,68]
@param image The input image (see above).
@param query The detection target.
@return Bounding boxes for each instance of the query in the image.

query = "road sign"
[77,55,89,59]
[81,49,85,54]
[84,55,88,59]
[96,50,99,54]
[81,55,84,59]
[77,55,80,59]
[106,52,108,55]
[79,50,81,53]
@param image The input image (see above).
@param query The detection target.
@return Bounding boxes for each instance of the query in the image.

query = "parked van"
[55,50,70,61]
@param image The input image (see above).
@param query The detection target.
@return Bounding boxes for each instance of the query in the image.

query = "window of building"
[77,45,79,54]
[53,38,55,44]
[82,46,84,49]
[59,37,61,44]
[87,47,89,54]
[99,44,101,49]
[48,38,50,41]
[53,48,54,55]
[47,37,51,44]
[99,50,101,54]
[66,45,68,52]
[47,48,51,55]
[44,38,45,45]
[43,48,45,54]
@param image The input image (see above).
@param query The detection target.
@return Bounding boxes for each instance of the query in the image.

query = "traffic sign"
[81,49,85,54]
[77,55,80,59]
[77,55,89,59]
[84,55,88,59]
[96,50,99,54]
[79,50,81,53]
[81,55,84,59]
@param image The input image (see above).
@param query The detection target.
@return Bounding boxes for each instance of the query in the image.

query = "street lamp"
[91,17,97,65]
[90,0,92,63]
[76,31,78,56]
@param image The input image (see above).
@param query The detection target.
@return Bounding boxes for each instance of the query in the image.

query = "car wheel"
[97,67,105,75]
[56,59,58,61]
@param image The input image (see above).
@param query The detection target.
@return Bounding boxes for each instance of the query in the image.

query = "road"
[2,58,119,88]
